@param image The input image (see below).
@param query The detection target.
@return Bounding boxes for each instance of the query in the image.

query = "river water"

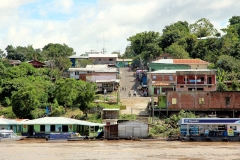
[1,139,240,160]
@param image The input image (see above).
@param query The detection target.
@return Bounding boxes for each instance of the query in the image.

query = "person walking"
[125,86,126,91]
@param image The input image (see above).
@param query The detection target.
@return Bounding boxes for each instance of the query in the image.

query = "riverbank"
[1,139,240,160]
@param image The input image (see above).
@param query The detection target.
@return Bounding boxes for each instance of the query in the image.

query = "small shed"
[102,109,119,125]
[118,121,149,139]
[104,124,118,139]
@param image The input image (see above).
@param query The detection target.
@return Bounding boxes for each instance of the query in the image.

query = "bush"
[0,107,16,118]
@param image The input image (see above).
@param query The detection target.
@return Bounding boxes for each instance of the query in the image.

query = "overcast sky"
[0,0,239,55]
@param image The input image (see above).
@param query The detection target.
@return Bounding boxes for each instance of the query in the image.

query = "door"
[28,125,34,135]
[159,96,167,108]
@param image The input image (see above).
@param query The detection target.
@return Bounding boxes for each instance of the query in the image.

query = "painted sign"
[228,128,234,136]
[189,79,201,83]
[183,119,240,124]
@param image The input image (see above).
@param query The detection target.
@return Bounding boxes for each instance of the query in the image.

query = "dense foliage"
[124,16,240,85]
[0,44,96,119]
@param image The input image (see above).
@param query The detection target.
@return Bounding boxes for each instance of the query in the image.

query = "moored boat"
[46,132,87,141]
[67,133,87,141]
[0,129,26,141]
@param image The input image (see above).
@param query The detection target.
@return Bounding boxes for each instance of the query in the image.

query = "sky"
[0,0,240,55]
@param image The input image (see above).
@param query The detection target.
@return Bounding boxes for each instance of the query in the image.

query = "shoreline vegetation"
[1,16,240,138]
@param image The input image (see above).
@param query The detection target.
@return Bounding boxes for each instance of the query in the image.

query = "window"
[50,125,55,132]
[225,97,230,106]
[109,58,113,61]
[200,77,204,82]
[169,76,173,81]
[152,76,156,80]
[199,98,204,105]
[164,57,167,59]
[99,58,101,61]
[40,125,45,132]
[75,71,79,75]
[62,125,68,132]
[180,86,184,88]
[172,98,177,104]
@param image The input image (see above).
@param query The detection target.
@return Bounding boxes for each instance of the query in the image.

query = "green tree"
[54,78,79,111]
[160,21,190,50]
[127,31,162,62]
[229,16,240,25]
[74,81,96,115]
[165,43,189,58]
[11,86,39,118]
[189,18,218,38]
[79,59,94,67]
[42,43,75,79]
[217,82,228,91]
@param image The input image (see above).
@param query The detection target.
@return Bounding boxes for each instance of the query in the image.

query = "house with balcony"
[68,65,120,92]
[148,69,217,95]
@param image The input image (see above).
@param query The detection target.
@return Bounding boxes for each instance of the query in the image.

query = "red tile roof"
[173,59,209,64]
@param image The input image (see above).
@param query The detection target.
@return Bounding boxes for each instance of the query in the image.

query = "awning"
[96,79,120,83]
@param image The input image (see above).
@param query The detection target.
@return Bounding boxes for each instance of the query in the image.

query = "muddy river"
[1,139,240,160]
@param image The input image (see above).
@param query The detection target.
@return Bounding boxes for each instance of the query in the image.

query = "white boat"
[0,130,26,141]
[67,133,87,141]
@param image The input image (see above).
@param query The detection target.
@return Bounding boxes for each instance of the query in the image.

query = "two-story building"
[88,54,118,65]
[148,69,217,96]
[68,65,119,92]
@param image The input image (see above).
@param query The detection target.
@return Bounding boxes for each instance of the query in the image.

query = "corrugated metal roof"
[69,55,88,59]
[149,69,215,74]
[173,59,209,64]
[88,54,118,58]
[0,118,18,125]
[19,117,104,126]
[152,59,209,64]
[86,65,108,69]
[152,59,173,64]
[68,67,118,72]
[96,79,120,83]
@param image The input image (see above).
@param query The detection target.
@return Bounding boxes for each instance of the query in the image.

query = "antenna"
[102,31,106,54]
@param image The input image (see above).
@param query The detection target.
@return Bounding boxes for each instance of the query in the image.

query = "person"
[128,91,131,97]
[104,89,107,94]
[133,90,137,96]
[125,86,126,91]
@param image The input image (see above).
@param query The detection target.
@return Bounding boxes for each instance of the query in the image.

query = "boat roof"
[0,129,14,133]
[19,117,104,126]
[0,118,18,125]
[180,118,240,125]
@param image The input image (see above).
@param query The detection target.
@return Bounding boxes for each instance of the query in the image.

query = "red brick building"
[155,91,240,118]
